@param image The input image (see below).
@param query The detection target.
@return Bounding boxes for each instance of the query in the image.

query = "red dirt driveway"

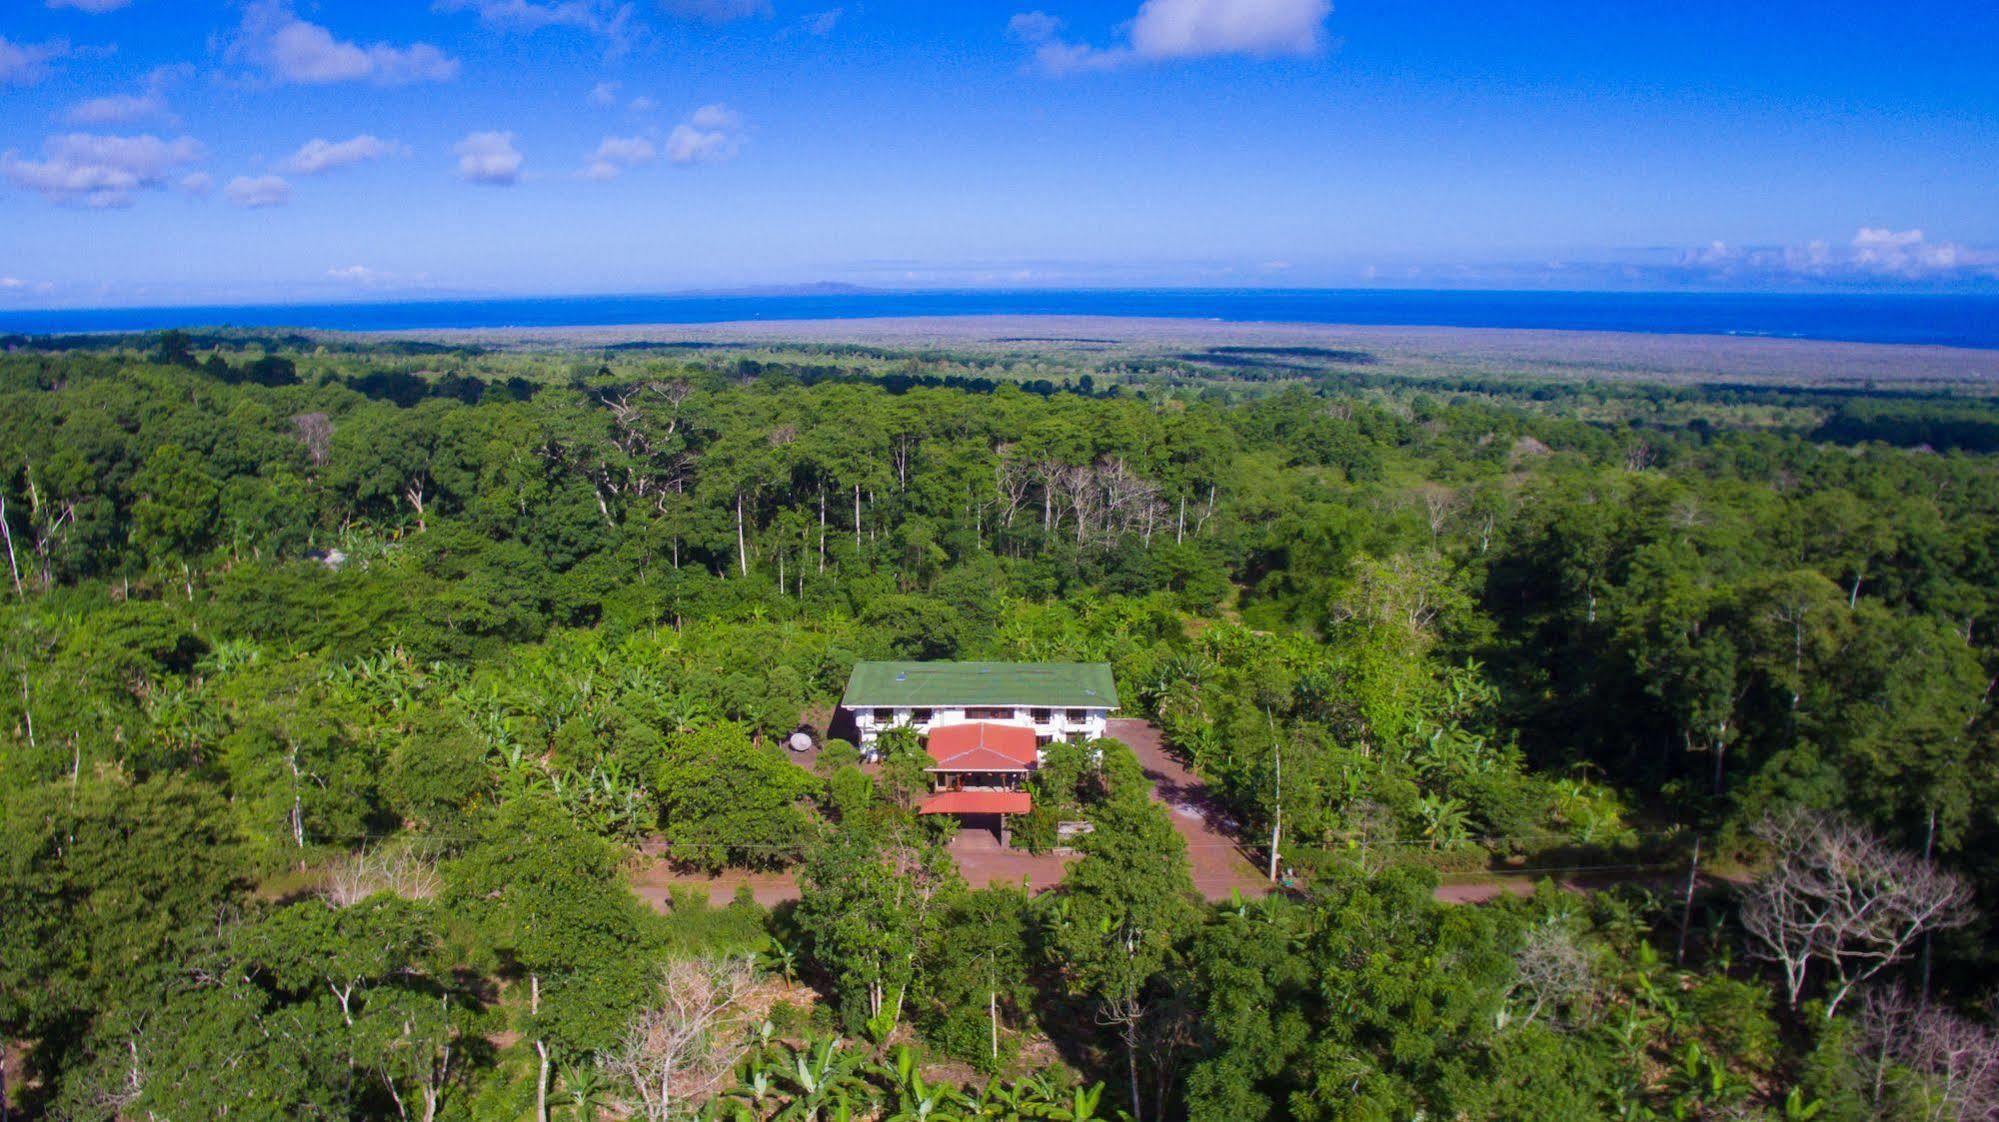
[1108,718,1273,901]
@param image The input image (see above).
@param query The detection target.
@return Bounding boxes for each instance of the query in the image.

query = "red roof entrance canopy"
[919,790,1033,815]
[925,722,1038,771]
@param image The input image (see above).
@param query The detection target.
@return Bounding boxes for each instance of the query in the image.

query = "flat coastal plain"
[388,315,1999,390]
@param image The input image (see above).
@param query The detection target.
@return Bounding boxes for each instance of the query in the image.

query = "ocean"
[3,289,1997,350]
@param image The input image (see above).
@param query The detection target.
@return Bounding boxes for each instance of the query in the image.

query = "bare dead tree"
[1856,985,1999,1122]
[992,445,1033,530]
[1032,457,1067,534]
[292,412,334,468]
[1742,810,1974,1017]
[602,957,758,1122]
[1504,921,1595,1029]
[1098,993,1148,1122]
[323,847,443,908]
[890,431,918,491]
[0,491,21,599]
[22,463,75,591]
[1417,484,1462,550]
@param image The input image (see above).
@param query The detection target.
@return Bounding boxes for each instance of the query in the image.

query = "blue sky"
[1,0,1996,307]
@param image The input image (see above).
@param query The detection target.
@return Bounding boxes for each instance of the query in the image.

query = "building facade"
[841,660,1118,756]
[839,661,1119,842]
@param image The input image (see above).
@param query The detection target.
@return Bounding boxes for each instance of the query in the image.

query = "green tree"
[446,793,658,1122]
[656,722,819,870]
[1046,743,1198,1122]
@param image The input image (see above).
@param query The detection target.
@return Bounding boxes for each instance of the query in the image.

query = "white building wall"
[851,704,1111,758]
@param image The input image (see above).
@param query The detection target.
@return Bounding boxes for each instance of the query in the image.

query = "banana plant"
[558,1061,609,1121]
[1781,1087,1825,1120]
[758,941,800,988]
[1029,1082,1117,1122]
[1664,1042,1749,1118]
[1414,794,1470,848]
[876,1046,971,1121]
[772,1036,872,1121]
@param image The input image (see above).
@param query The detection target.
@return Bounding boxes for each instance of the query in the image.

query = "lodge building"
[839,661,1118,837]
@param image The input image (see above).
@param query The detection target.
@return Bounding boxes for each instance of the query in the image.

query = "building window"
[966,707,1012,720]
[1030,707,1051,723]
[1065,708,1089,722]
[912,708,934,724]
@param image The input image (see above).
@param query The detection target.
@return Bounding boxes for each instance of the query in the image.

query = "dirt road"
[1108,718,1272,901]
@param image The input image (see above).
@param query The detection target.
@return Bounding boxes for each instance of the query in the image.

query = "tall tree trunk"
[1176,495,1185,544]
[1125,1028,1142,1122]
[534,1040,550,1122]
[531,974,548,1122]
[989,986,999,1061]
[1676,835,1701,964]
[818,487,826,572]
[0,494,22,599]
[735,490,749,578]
[854,484,862,550]
[287,740,306,849]
[17,673,33,755]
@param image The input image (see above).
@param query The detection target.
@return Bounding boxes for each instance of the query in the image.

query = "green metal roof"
[842,661,1119,709]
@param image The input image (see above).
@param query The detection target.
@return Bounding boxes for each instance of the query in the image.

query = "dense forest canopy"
[2,330,1996,1121]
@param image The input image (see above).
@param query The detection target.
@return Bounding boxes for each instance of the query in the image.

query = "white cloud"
[1129,0,1330,59]
[436,0,597,31]
[435,0,634,43]
[589,80,620,106]
[0,37,71,86]
[665,104,744,164]
[1676,228,1999,285]
[2,133,206,208]
[67,92,175,126]
[327,264,392,285]
[281,135,406,175]
[237,2,459,86]
[688,103,741,130]
[455,130,523,185]
[658,0,770,22]
[224,175,291,208]
[0,277,26,290]
[582,134,657,180]
[1848,227,1974,277]
[65,66,189,126]
[179,171,213,195]
[629,94,657,112]
[802,8,842,35]
[48,0,134,10]
[1011,0,1333,73]
[1007,11,1064,42]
